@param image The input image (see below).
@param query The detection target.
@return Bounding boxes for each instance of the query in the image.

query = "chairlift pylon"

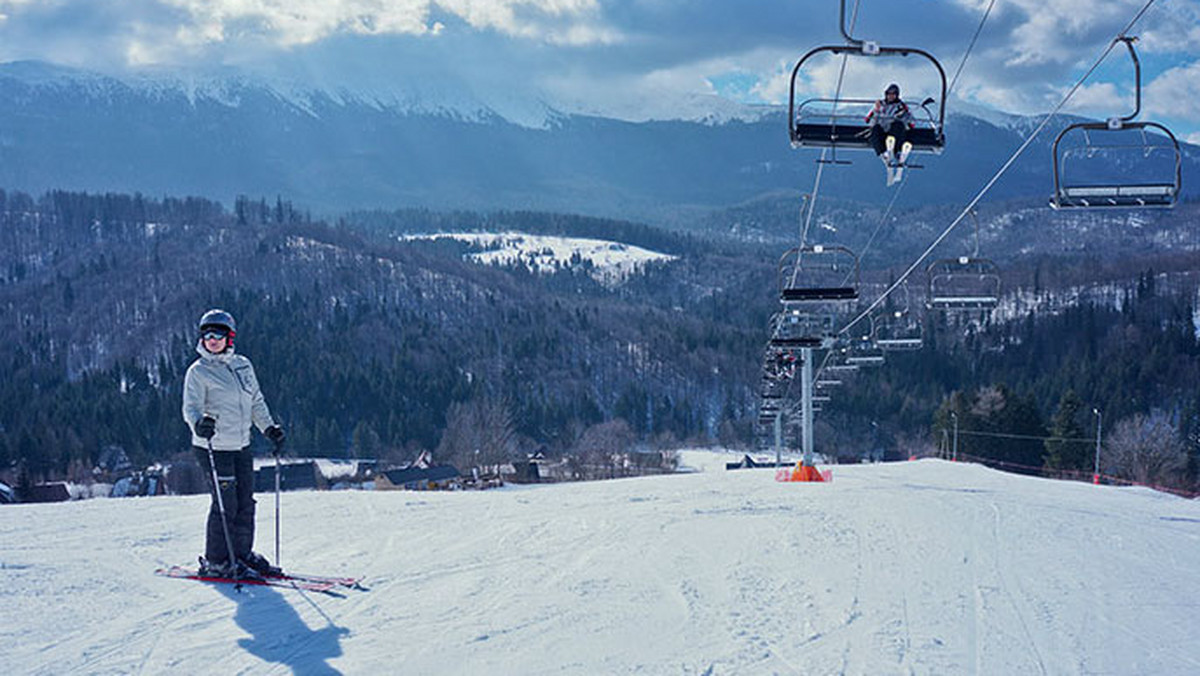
[1050,37,1182,209]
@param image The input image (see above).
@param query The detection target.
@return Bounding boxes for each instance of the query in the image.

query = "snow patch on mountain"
[401,232,678,286]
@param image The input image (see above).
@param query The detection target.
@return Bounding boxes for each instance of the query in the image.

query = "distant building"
[23,482,71,503]
[725,454,786,470]
[254,462,323,492]
[376,465,461,491]
[507,461,540,484]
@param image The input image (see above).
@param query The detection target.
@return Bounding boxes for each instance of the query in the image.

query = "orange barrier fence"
[916,452,1198,499]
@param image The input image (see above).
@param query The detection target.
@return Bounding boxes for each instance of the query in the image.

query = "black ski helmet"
[885,83,900,96]
[198,309,237,337]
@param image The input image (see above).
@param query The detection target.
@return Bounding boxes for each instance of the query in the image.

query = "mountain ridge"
[0,60,1195,221]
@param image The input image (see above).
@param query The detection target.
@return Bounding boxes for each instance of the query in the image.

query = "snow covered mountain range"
[0,61,1194,221]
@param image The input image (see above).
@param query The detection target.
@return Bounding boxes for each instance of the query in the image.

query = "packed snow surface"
[3,454,1200,674]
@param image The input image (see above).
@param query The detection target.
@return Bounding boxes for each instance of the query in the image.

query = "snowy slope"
[3,455,1199,674]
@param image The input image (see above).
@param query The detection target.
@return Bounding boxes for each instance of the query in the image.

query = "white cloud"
[1138,2,1200,53]
[157,0,614,50]
[161,1,440,48]
[1145,60,1200,119]
[993,0,1147,66]
[1061,81,1125,116]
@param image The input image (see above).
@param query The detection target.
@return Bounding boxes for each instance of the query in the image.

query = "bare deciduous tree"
[572,419,635,480]
[1104,411,1186,487]
[435,396,518,471]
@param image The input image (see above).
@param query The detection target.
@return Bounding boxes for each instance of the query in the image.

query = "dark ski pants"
[194,445,256,565]
[870,122,908,156]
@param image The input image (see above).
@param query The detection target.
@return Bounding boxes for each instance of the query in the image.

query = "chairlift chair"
[788,0,946,161]
[926,256,1001,311]
[1050,37,1182,210]
[778,245,860,303]
[871,281,923,349]
[769,309,837,349]
[842,336,885,367]
[873,309,924,350]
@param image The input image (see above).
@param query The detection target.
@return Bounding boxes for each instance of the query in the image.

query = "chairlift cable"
[946,0,997,101]
[953,429,1099,443]
[847,179,907,283]
[837,0,1160,337]
[798,0,861,253]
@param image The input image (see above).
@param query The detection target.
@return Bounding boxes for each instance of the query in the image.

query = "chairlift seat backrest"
[781,287,859,302]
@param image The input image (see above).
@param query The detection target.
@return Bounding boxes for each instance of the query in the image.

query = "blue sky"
[0,0,1196,141]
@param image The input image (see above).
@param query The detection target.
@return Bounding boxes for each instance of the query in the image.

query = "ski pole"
[273,443,282,569]
[205,436,241,590]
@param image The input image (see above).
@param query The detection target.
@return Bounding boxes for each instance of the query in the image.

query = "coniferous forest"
[1,189,1198,493]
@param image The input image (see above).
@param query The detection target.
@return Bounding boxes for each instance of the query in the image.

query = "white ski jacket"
[182,342,276,450]
[866,100,915,129]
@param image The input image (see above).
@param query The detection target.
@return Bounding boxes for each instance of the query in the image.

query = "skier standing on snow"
[866,83,916,186]
[183,309,285,579]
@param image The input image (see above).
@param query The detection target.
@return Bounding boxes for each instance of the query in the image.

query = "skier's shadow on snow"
[218,584,350,675]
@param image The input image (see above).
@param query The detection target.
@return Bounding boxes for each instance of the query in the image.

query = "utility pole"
[1093,408,1102,484]
[774,412,783,468]
[950,411,959,462]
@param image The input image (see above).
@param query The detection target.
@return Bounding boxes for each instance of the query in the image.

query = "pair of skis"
[882,136,915,187]
[156,565,366,596]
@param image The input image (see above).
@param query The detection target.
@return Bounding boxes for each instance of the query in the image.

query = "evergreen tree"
[1044,390,1089,472]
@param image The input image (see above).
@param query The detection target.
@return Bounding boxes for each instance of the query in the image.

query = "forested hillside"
[2,189,1198,492]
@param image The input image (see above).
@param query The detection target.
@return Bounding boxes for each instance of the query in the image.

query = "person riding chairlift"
[866,83,915,186]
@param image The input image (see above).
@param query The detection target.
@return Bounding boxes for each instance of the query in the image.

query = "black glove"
[265,425,285,450]
[195,416,217,440]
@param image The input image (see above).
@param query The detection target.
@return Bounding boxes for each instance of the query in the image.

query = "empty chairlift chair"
[778,245,861,304]
[844,337,885,367]
[872,309,923,350]
[871,282,923,350]
[926,256,1001,311]
[768,308,837,350]
[1050,37,1181,210]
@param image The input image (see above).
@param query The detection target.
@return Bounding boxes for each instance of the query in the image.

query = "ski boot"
[240,551,283,577]
[198,556,265,581]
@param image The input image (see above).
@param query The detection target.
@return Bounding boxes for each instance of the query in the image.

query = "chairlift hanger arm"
[1115,36,1141,124]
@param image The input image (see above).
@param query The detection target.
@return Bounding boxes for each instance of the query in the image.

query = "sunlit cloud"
[0,0,1193,138]
[1144,60,1200,119]
[158,0,616,50]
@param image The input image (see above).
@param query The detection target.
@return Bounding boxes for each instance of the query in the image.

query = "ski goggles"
[201,330,230,341]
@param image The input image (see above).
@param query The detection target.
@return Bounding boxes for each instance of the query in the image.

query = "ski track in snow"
[3,454,1200,675]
